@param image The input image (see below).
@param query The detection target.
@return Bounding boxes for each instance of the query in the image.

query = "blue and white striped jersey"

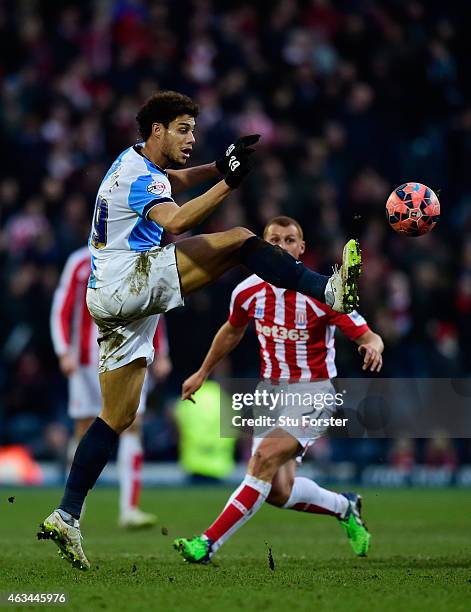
[88,144,174,288]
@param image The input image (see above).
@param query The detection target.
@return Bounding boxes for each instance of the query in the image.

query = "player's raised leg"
[267,462,370,557]
[175,229,361,313]
[174,227,251,294]
[174,431,299,563]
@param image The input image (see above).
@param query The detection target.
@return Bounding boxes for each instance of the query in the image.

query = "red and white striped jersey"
[228,275,369,381]
[51,246,168,366]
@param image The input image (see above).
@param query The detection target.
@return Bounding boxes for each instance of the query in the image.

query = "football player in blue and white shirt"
[39,90,362,569]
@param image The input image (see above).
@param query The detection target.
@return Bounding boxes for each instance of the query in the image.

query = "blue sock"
[59,417,118,519]
[240,236,329,301]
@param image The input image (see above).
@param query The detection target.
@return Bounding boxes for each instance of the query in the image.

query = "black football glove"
[216,134,261,175]
[224,151,252,189]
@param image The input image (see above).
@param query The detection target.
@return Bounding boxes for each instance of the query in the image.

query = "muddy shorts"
[86,244,183,372]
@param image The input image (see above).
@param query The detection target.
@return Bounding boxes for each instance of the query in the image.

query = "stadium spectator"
[0,0,469,464]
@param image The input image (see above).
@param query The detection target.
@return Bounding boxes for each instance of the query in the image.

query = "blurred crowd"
[1,0,470,463]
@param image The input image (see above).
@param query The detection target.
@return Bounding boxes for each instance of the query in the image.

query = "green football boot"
[325,238,362,313]
[339,492,371,557]
[173,535,212,564]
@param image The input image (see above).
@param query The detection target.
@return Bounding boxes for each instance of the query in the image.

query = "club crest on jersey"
[147,181,166,195]
[255,306,264,318]
[296,311,306,326]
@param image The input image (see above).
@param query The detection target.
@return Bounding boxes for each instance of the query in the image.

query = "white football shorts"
[68,365,149,419]
[86,243,183,372]
[251,379,337,462]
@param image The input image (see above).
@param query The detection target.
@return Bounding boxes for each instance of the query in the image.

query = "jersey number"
[91,196,108,249]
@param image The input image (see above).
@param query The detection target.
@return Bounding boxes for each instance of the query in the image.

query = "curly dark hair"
[136,91,199,140]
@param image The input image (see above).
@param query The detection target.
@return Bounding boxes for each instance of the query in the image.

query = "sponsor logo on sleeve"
[147,181,167,196]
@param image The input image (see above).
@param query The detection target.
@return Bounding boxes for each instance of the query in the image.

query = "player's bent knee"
[266,487,289,507]
[266,474,294,507]
[229,226,254,245]
[251,447,284,476]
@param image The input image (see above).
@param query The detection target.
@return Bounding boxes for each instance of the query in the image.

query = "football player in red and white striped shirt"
[174,217,384,563]
[51,246,172,528]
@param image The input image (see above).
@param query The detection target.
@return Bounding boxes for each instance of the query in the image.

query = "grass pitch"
[1,487,470,611]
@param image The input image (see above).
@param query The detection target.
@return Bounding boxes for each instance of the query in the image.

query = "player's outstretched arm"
[167,162,220,195]
[150,180,231,234]
[355,330,384,372]
[166,134,260,194]
[150,148,251,233]
[181,321,247,403]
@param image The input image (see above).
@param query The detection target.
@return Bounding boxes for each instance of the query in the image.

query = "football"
[386,182,440,236]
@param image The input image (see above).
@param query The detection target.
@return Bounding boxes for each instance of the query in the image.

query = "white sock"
[117,432,143,517]
[204,474,271,555]
[282,477,348,518]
